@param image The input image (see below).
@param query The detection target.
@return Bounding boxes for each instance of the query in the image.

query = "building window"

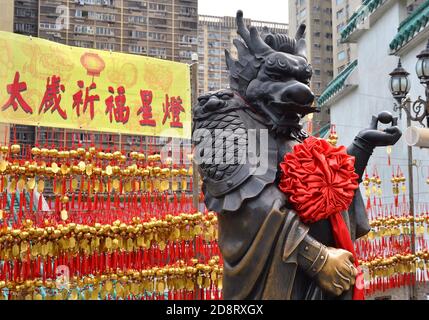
[16,8,36,18]
[181,21,198,29]
[149,48,167,59]
[130,30,146,39]
[89,11,115,21]
[15,23,37,33]
[96,27,114,36]
[182,35,197,44]
[314,69,321,75]
[180,7,196,16]
[74,25,94,34]
[129,45,145,54]
[337,50,346,61]
[327,70,333,77]
[179,50,193,59]
[149,18,167,25]
[149,3,166,11]
[127,0,147,8]
[314,43,321,49]
[336,9,344,20]
[74,40,93,48]
[314,32,321,37]
[96,42,115,50]
[128,16,146,24]
[299,9,306,19]
[78,0,115,5]
[326,45,333,51]
[39,23,58,30]
[148,32,166,41]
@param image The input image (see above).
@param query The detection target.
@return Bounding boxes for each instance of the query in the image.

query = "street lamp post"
[389,39,429,300]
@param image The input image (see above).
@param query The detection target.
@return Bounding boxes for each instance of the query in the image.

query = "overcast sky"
[198,0,289,24]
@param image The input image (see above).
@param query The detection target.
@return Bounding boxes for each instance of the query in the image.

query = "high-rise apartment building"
[288,0,334,98]
[197,15,288,95]
[332,0,361,76]
[288,0,334,131]
[10,0,198,63]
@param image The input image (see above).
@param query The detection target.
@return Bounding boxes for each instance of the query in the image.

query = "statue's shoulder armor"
[193,89,277,213]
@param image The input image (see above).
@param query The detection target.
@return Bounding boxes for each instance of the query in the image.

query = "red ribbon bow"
[279,136,364,300]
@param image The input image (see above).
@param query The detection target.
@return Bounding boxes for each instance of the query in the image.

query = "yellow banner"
[0,31,192,139]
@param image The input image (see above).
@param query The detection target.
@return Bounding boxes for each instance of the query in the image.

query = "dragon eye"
[278,59,286,68]
[198,98,208,105]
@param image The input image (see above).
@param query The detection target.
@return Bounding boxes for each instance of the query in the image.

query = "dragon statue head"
[226,10,317,133]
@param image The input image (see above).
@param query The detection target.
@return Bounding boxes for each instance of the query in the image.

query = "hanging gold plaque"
[61,164,68,175]
[51,162,59,174]
[86,164,93,176]
[124,180,132,193]
[93,180,100,192]
[91,288,99,300]
[105,280,113,292]
[70,289,78,300]
[12,244,19,257]
[17,177,26,191]
[27,177,36,190]
[105,237,112,249]
[157,281,165,293]
[161,180,169,191]
[9,179,16,193]
[0,159,7,172]
[78,161,86,172]
[69,237,76,249]
[112,179,120,191]
[154,179,161,191]
[71,178,78,190]
[106,165,113,176]
[158,241,166,251]
[37,180,45,193]
[61,209,69,221]
[172,179,178,191]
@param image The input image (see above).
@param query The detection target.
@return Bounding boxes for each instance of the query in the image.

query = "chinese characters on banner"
[0,31,192,139]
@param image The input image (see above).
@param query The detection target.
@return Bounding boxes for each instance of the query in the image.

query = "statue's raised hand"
[355,111,402,147]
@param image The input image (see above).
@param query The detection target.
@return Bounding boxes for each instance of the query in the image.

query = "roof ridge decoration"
[341,0,386,42]
[317,60,358,107]
[389,0,429,53]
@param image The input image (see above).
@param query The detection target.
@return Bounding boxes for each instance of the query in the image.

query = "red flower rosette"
[279,136,364,300]
[279,136,359,223]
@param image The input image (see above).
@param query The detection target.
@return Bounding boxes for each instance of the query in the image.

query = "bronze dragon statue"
[192,11,401,300]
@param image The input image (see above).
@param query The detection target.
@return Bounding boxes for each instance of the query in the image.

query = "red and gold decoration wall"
[0,127,222,300]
